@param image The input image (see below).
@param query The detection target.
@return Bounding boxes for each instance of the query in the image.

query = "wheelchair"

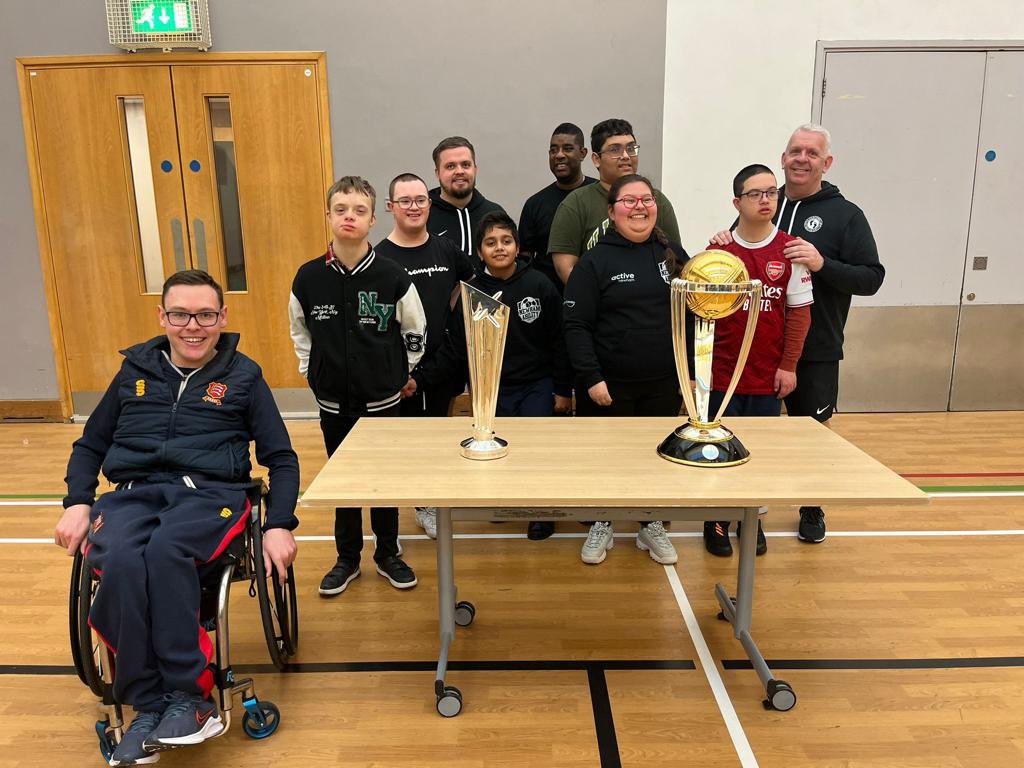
[68,481,298,763]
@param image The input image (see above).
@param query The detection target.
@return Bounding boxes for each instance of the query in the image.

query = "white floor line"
[664,564,758,768]
[3,491,1024,508]
[8,529,1024,545]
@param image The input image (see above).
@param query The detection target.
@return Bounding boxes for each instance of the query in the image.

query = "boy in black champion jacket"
[289,176,426,597]
[55,270,298,765]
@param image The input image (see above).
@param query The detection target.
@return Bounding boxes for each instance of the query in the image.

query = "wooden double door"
[21,54,333,415]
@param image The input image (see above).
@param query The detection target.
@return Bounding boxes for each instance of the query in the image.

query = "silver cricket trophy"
[657,250,763,467]
[459,282,510,460]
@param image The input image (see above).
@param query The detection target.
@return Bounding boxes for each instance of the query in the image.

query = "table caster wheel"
[454,600,475,627]
[763,679,796,711]
[436,685,463,717]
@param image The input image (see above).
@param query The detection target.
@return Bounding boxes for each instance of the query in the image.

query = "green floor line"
[919,485,1024,494]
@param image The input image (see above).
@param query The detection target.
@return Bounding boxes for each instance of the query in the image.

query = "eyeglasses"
[615,194,656,209]
[164,310,221,327]
[390,196,429,210]
[739,188,779,201]
[598,142,639,158]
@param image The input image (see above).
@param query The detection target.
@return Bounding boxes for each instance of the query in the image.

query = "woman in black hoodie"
[563,174,690,566]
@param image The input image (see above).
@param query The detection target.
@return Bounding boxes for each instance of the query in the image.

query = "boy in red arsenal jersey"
[704,165,813,557]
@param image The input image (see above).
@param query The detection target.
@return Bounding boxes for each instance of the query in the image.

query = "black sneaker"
[318,560,360,596]
[109,710,162,765]
[703,521,732,557]
[798,507,826,543]
[142,691,222,751]
[376,556,417,589]
[736,519,768,556]
[527,521,555,541]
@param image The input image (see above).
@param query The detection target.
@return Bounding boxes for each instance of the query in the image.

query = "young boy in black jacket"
[289,176,427,596]
[54,270,299,766]
[416,211,572,539]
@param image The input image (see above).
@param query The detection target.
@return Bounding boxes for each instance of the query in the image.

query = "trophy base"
[657,425,751,467]
[460,435,509,461]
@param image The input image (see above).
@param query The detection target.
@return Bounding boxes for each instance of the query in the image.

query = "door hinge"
[821,78,827,99]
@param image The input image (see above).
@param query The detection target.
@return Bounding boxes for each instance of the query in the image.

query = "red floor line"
[901,472,1024,478]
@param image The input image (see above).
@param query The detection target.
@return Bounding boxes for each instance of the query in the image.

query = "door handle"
[171,219,185,271]
[193,219,208,272]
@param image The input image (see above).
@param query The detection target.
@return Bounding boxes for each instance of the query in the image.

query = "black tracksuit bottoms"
[84,480,250,712]
[320,405,401,566]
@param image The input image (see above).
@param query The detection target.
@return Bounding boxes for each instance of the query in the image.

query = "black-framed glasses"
[615,194,656,209]
[739,188,780,201]
[163,310,222,327]
[390,196,429,210]
[598,142,639,158]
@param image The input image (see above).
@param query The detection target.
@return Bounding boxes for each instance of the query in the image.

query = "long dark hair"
[606,174,684,279]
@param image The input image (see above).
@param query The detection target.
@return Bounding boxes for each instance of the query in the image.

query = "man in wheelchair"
[54,270,299,766]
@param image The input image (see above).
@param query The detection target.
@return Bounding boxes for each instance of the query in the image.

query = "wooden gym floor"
[1,411,1022,767]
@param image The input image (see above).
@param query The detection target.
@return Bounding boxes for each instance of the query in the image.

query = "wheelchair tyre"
[252,523,298,669]
[71,551,106,698]
[242,700,281,739]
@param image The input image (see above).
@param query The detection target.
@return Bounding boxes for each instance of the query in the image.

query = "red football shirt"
[709,229,813,395]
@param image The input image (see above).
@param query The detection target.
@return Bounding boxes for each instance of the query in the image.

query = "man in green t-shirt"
[548,118,680,284]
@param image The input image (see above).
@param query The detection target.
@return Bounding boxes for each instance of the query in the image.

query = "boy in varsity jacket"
[289,176,426,598]
[54,269,299,766]
[703,165,813,558]
[416,211,571,539]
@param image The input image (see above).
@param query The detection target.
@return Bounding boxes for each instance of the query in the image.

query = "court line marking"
[5,492,1024,507]
[8,530,1024,545]
[664,563,758,768]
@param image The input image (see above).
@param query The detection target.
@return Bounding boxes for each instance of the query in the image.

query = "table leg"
[434,507,463,716]
[715,505,797,712]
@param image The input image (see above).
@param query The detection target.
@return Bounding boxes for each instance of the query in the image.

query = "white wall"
[661,0,1024,252]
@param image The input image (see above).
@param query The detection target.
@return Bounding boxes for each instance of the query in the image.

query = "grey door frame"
[810,40,1024,121]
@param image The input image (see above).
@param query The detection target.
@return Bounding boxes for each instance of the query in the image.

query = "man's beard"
[444,181,474,200]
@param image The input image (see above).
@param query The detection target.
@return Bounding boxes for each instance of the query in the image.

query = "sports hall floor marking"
[664,564,759,768]
[6,528,1024,548]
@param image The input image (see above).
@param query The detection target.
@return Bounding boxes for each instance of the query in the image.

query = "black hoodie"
[414,261,572,397]
[773,181,884,361]
[427,187,505,256]
[563,230,692,389]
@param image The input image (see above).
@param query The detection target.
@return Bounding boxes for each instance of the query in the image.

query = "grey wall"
[1,0,668,401]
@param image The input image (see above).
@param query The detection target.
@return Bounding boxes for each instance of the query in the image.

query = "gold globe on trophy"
[657,249,763,467]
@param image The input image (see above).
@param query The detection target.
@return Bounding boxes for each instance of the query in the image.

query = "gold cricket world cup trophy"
[459,282,511,460]
[657,250,764,467]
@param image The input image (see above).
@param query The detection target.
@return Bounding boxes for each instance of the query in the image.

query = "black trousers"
[320,406,401,565]
[574,376,682,526]
[85,481,249,711]
[399,387,452,417]
[574,375,683,417]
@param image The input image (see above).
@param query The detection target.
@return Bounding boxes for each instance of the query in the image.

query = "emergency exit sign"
[129,1,194,34]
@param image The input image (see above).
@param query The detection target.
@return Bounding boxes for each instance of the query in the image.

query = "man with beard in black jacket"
[714,123,884,544]
[427,136,505,257]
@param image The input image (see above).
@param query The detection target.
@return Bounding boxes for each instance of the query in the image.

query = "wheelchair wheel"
[252,523,298,669]
[70,551,106,697]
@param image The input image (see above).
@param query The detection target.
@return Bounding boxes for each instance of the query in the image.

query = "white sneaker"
[581,522,614,564]
[636,521,678,564]
[415,507,437,539]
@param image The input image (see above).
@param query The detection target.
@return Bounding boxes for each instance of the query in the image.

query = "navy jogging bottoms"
[84,481,249,712]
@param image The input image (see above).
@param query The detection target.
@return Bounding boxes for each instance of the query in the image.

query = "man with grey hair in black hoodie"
[427,136,505,257]
[714,122,885,544]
